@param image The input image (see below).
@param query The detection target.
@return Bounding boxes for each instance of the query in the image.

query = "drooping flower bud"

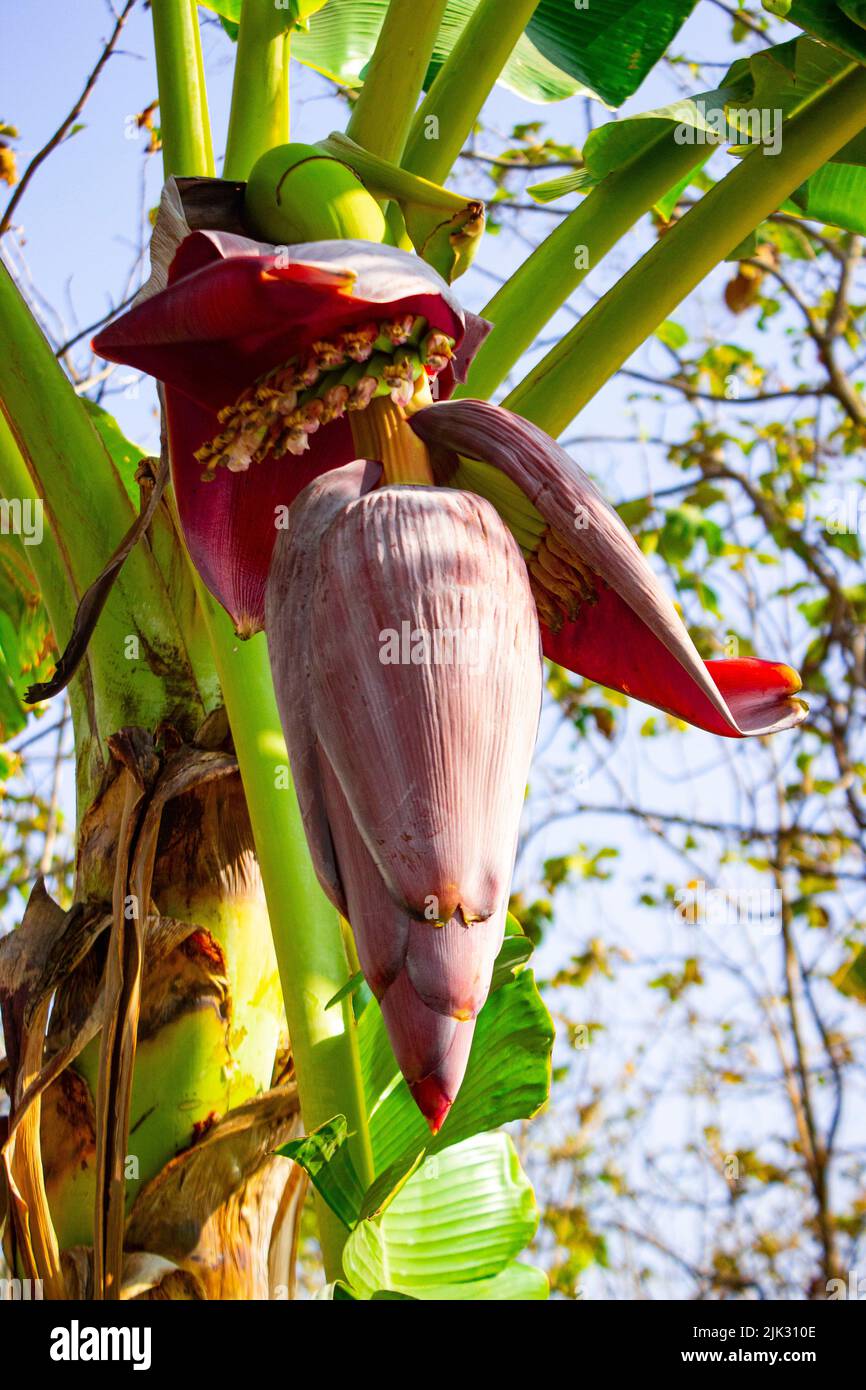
[266,467,542,1129]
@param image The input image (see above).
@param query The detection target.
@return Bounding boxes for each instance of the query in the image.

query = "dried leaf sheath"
[1,727,286,1295]
[0,883,71,1297]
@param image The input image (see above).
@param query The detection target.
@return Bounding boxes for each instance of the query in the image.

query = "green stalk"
[346,0,450,163]
[151,0,215,178]
[402,0,540,185]
[191,0,215,167]
[458,134,702,401]
[223,0,291,181]
[506,63,866,436]
[319,131,474,215]
[198,600,373,1278]
[315,131,482,276]
[152,5,375,1275]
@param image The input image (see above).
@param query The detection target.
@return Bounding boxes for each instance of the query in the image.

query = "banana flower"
[95,230,805,1131]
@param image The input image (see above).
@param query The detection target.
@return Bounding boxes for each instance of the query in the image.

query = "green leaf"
[295,1,699,106]
[201,0,326,26]
[282,951,552,1232]
[527,169,594,204]
[743,37,866,232]
[198,0,242,21]
[789,161,866,233]
[531,36,866,231]
[279,922,551,1297]
[342,1132,547,1300]
[278,1115,366,1228]
[746,37,866,152]
[584,93,727,176]
[525,0,699,108]
[293,0,588,103]
[81,397,146,504]
[359,1149,427,1223]
[839,0,866,27]
[769,0,866,61]
[0,531,55,739]
[557,37,866,234]
[726,230,759,261]
[656,319,689,351]
[318,1282,418,1299]
[528,82,744,208]
[490,925,535,990]
[324,969,365,1010]
[0,641,27,740]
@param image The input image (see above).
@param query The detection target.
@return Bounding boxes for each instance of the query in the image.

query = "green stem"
[506,63,866,437]
[346,0,450,163]
[320,132,473,214]
[151,0,215,178]
[458,134,701,402]
[402,0,539,184]
[191,0,215,167]
[198,599,373,1278]
[223,0,291,181]
[149,0,374,1276]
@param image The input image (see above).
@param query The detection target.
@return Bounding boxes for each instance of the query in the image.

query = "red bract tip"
[410,1075,454,1135]
[379,972,476,1131]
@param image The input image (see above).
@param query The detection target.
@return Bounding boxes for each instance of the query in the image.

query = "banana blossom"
[95,234,805,1131]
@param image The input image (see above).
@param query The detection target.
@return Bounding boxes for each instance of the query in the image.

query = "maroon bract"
[94,233,477,636]
[411,400,806,739]
[266,468,542,1131]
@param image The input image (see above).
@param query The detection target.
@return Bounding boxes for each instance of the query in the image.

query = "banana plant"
[1,0,865,1300]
